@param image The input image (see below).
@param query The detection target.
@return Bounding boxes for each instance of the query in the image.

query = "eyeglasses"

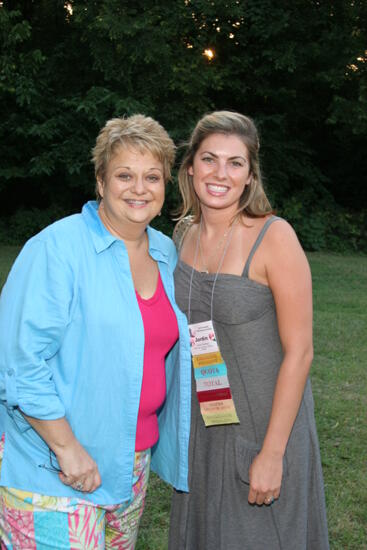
[39,448,62,474]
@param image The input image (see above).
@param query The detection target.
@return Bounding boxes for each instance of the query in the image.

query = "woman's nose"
[215,161,227,179]
[132,177,146,194]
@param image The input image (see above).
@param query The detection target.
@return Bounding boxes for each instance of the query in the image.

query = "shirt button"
[7,369,14,376]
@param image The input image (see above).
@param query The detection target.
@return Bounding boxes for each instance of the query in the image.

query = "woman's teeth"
[207,184,228,193]
[126,200,147,205]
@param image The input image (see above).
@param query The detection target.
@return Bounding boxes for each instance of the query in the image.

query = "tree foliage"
[0,0,366,250]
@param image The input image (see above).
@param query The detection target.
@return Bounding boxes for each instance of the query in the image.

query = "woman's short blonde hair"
[92,114,176,201]
[177,110,272,221]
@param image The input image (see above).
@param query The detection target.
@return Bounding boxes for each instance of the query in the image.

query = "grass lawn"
[1,247,366,549]
[309,253,367,549]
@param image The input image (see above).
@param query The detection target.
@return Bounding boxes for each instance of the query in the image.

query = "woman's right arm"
[247,220,313,505]
[0,235,100,492]
[23,414,101,492]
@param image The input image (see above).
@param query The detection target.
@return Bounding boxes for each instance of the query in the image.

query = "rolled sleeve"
[0,235,75,420]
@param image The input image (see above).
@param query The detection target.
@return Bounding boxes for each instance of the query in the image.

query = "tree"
[0,0,366,249]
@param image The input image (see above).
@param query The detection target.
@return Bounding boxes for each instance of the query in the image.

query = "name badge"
[189,320,240,427]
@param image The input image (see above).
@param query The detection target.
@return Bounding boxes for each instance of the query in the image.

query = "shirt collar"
[146,226,169,263]
[82,201,117,253]
[82,201,169,263]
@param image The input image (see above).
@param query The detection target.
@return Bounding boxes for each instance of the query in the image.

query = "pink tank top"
[135,272,179,451]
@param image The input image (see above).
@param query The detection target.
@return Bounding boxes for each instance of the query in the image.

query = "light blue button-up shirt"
[0,201,191,504]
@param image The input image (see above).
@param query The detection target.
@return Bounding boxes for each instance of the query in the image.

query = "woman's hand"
[56,439,102,493]
[20,414,102,494]
[248,449,283,506]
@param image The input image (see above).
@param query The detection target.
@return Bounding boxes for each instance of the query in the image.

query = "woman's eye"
[202,156,214,163]
[231,160,244,167]
[118,173,131,181]
[147,174,160,182]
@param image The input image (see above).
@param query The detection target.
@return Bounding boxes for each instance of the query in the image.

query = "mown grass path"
[1,247,366,549]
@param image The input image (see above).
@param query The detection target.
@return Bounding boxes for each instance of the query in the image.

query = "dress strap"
[242,216,282,278]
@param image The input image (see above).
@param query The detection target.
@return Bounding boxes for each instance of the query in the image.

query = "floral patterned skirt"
[0,434,150,549]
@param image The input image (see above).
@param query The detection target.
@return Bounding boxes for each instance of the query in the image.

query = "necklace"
[198,216,239,274]
[186,212,241,427]
[188,214,238,323]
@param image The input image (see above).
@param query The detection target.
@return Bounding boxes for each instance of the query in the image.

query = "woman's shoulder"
[31,213,86,255]
[260,216,309,275]
[12,214,87,276]
[16,210,82,244]
[262,215,300,248]
[172,216,195,250]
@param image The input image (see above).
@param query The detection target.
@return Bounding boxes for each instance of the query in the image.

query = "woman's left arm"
[248,221,313,506]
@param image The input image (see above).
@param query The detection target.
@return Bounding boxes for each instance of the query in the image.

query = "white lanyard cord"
[188,217,238,323]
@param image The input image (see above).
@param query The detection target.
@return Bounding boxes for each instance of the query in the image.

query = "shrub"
[0,205,70,245]
[279,193,367,253]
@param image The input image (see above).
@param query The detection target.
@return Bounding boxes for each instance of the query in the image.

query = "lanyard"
[188,216,238,323]
[186,216,240,427]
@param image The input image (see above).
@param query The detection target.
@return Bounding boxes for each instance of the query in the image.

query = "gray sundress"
[169,217,329,550]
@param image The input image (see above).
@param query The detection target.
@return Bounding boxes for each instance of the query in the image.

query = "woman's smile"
[125,199,150,208]
[189,133,252,213]
[205,183,230,196]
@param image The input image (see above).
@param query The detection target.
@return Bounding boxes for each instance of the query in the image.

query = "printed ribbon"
[189,320,240,426]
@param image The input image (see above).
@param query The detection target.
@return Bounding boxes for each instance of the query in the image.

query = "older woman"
[0,115,191,548]
[169,111,329,549]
